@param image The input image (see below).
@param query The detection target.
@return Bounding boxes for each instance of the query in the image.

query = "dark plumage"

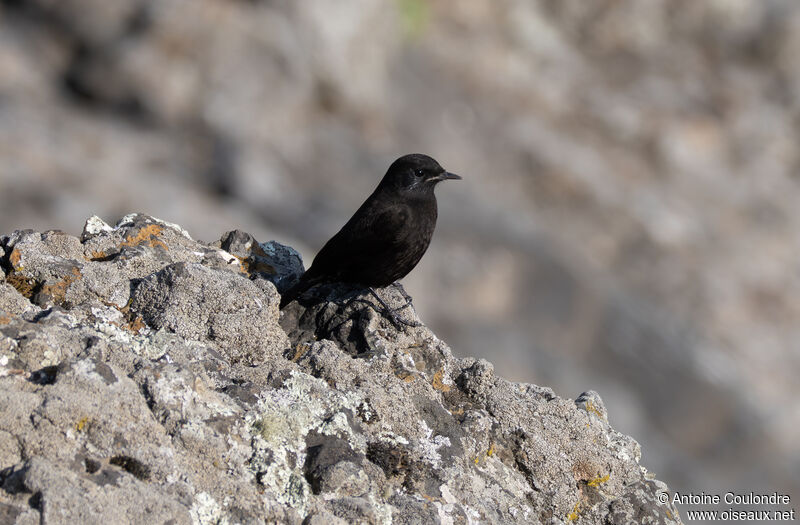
[279,153,460,310]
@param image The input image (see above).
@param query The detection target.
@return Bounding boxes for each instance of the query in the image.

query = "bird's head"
[378,153,461,195]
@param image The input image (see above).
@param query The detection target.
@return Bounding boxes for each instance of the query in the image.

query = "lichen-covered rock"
[0,215,682,524]
[2,214,240,310]
[0,282,38,321]
[217,230,305,294]
[129,261,288,365]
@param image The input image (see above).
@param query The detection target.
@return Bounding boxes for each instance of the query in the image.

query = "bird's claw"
[341,287,420,330]
[370,287,421,329]
[385,310,421,329]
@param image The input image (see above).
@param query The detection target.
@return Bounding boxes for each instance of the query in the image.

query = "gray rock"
[0,215,682,524]
[217,230,305,293]
[12,456,191,524]
[0,282,38,320]
[130,261,288,365]
[304,511,349,525]
[575,390,609,423]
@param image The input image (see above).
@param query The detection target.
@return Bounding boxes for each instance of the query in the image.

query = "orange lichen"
[573,458,605,484]
[40,266,82,304]
[431,368,451,392]
[115,300,146,333]
[9,248,22,270]
[230,255,248,274]
[126,315,146,333]
[239,257,276,276]
[395,370,415,383]
[121,224,167,251]
[289,344,310,362]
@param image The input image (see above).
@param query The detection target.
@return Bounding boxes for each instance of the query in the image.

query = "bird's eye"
[414,169,424,177]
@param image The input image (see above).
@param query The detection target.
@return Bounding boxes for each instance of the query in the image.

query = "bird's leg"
[390,282,415,311]
[367,288,420,329]
[338,287,420,329]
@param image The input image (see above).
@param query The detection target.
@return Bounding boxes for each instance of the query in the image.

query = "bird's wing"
[308,200,411,281]
[350,202,411,250]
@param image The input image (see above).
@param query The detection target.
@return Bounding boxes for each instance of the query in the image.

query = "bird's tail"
[279,273,317,309]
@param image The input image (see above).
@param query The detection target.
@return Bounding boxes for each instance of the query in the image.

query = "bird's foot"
[363,287,420,329]
[385,308,421,329]
[390,282,415,310]
[339,287,420,329]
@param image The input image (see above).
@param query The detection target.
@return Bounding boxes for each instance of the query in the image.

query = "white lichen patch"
[91,306,124,325]
[607,429,641,463]
[82,215,114,237]
[154,372,240,421]
[365,492,395,525]
[396,351,417,370]
[375,430,410,446]
[190,491,229,525]
[91,314,159,359]
[245,370,368,515]
[435,483,485,525]
[416,419,450,469]
[0,352,15,377]
[71,358,115,385]
[117,213,193,240]
[436,484,458,525]
[212,249,240,267]
[41,347,65,368]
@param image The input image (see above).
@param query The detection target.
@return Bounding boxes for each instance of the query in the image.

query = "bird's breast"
[399,196,437,242]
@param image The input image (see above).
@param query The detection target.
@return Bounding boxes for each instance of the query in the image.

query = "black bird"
[279,154,461,316]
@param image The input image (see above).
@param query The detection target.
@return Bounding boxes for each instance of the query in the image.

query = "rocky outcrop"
[0,214,681,524]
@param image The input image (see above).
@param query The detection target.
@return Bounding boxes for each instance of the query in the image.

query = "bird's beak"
[431,171,462,182]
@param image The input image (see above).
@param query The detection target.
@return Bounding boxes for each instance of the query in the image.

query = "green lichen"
[245,371,369,516]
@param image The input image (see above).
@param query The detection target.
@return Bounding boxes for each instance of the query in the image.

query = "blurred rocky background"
[1,0,798,511]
